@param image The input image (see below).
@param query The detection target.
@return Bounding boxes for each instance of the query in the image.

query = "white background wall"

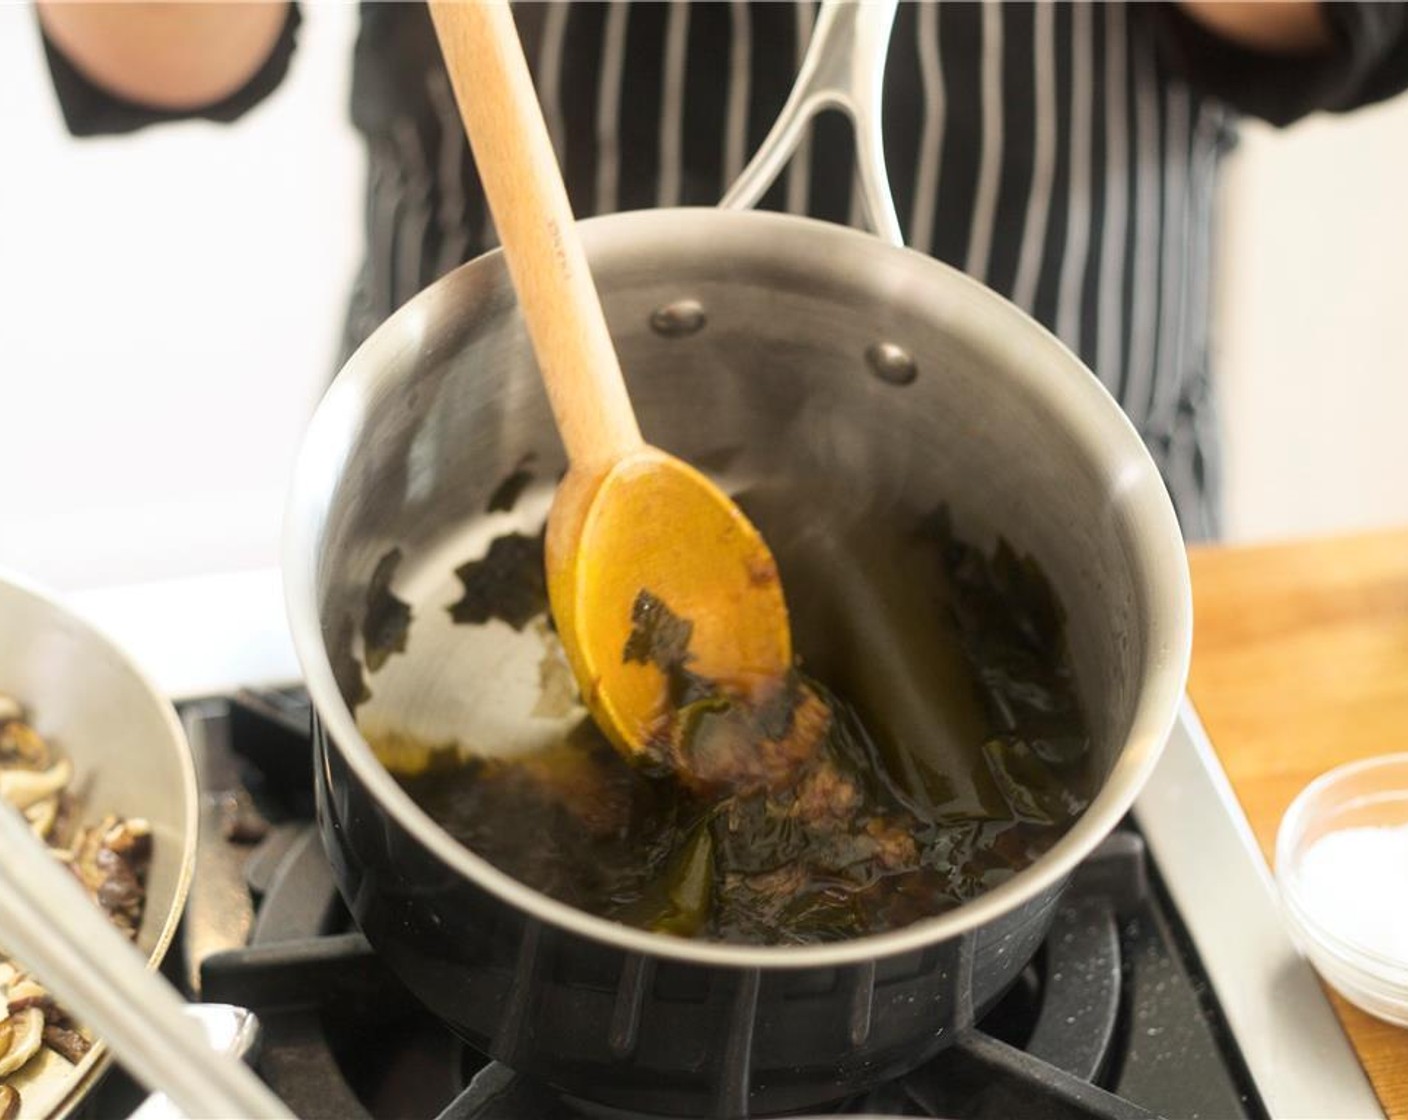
[3,8,1408,597]
[0,4,362,590]
[1215,98,1408,544]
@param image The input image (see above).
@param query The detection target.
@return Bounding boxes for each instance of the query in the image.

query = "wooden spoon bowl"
[548,448,791,754]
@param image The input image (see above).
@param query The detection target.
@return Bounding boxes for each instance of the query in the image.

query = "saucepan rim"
[284,207,1193,970]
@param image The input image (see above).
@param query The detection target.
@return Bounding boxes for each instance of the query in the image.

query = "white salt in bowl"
[1276,753,1408,1026]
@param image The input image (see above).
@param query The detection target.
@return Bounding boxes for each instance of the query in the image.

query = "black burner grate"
[101,694,1268,1120]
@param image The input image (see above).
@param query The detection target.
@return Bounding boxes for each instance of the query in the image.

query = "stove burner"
[110,694,1268,1120]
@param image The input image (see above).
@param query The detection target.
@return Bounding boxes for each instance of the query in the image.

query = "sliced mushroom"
[71,816,151,938]
[41,792,80,854]
[102,816,152,855]
[0,1007,44,1076]
[0,719,49,770]
[0,757,72,812]
[0,707,156,1086]
[6,976,50,1015]
[69,825,101,892]
[24,795,58,840]
[42,1022,92,1064]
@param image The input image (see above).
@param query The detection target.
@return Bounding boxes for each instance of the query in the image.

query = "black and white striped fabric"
[40,1,1408,540]
[345,2,1229,538]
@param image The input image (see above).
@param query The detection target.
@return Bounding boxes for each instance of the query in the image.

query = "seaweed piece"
[486,455,536,514]
[916,820,983,878]
[362,549,413,673]
[450,531,547,630]
[921,506,1091,774]
[614,822,715,937]
[982,738,1088,826]
[658,825,714,936]
[621,589,715,710]
[623,589,693,670]
[330,612,371,708]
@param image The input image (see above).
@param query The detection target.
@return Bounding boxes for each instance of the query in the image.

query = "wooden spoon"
[428,1,793,757]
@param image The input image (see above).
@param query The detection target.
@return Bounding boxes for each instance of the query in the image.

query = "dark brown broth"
[381,506,1094,945]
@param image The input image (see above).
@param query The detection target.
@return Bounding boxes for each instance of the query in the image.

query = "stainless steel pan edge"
[0,568,198,1118]
[283,204,1193,971]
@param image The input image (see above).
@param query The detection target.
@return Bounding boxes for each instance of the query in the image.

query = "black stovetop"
[91,691,1267,1120]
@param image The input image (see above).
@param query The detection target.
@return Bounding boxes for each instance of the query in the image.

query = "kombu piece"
[449,531,547,631]
[924,509,1090,770]
[622,590,694,671]
[332,612,372,709]
[391,508,1094,945]
[362,548,413,673]
[485,456,536,514]
[622,590,717,714]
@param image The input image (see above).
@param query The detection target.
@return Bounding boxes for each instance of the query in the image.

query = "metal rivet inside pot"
[650,299,707,337]
[866,342,917,385]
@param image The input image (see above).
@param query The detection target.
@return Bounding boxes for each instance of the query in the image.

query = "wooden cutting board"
[1188,527,1408,1118]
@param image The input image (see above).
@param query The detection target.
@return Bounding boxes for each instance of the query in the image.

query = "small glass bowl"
[1275,753,1408,1026]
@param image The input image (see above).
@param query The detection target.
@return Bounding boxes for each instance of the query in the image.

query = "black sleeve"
[41,4,302,138]
[1156,2,1408,127]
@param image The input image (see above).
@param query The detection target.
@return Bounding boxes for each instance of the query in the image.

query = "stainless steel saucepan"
[285,3,1192,1114]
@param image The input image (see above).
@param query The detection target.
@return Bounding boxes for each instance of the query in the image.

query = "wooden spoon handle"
[428,0,643,471]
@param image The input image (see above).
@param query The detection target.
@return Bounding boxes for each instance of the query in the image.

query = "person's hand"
[1176,1,1332,55]
[38,2,290,111]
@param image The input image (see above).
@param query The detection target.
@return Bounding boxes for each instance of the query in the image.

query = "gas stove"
[81,681,1378,1120]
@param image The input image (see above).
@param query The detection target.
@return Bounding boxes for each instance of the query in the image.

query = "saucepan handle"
[719,0,903,248]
